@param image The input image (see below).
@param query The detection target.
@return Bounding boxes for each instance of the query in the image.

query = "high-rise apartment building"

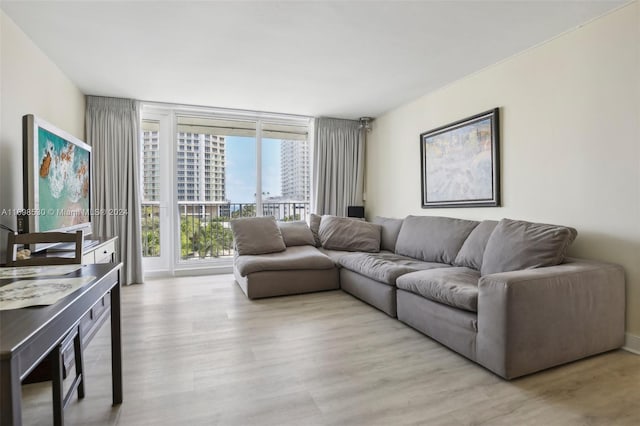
[176,132,226,202]
[141,129,160,201]
[280,139,310,202]
[141,130,226,202]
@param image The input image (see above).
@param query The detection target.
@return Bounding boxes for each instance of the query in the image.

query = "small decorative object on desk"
[15,249,31,260]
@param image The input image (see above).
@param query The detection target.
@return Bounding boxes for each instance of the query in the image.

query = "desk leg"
[0,357,22,426]
[110,279,123,405]
[51,345,64,426]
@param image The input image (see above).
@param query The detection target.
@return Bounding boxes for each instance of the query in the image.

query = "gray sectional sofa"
[230,214,626,379]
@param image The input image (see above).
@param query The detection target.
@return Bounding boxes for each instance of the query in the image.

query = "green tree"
[231,204,256,218]
[141,205,160,257]
[180,214,234,259]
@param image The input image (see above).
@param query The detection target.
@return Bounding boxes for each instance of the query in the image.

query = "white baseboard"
[143,269,174,279]
[623,332,640,355]
[143,264,233,280]
[173,265,233,277]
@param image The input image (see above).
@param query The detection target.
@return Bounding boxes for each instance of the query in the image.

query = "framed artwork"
[420,108,500,208]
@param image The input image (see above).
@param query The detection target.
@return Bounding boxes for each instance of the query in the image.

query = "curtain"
[313,117,365,216]
[86,96,143,284]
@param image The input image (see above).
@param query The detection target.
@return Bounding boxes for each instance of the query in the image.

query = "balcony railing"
[141,201,311,260]
[141,202,160,257]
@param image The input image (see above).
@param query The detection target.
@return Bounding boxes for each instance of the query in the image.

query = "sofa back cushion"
[309,214,322,247]
[278,221,316,247]
[230,216,286,255]
[371,216,404,252]
[453,220,499,270]
[319,215,381,252]
[395,215,479,264]
[480,218,578,276]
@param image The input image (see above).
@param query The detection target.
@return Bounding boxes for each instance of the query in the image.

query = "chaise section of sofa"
[234,245,339,299]
[231,217,339,299]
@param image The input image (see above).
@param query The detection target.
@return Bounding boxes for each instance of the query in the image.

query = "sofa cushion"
[230,216,286,255]
[396,267,481,312]
[235,246,335,277]
[338,251,450,286]
[395,216,479,264]
[309,214,322,247]
[278,221,316,247]
[481,218,578,276]
[372,216,404,252]
[453,220,499,270]
[319,216,381,252]
[318,248,351,265]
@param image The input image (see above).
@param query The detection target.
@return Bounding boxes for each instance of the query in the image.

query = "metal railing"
[141,202,161,257]
[141,201,310,259]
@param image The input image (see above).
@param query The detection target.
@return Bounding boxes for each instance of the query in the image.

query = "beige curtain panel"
[313,117,365,216]
[86,96,143,284]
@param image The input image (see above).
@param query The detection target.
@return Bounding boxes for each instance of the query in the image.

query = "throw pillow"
[371,216,404,252]
[318,215,381,252]
[278,221,316,247]
[480,218,578,276]
[453,220,498,270]
[309,213,322,247]
[230,216,286,255]
[395,215,479,264]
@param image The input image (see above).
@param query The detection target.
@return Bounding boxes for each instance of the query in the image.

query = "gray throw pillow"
[480,218,578,276]
[318,215,381,253]
[453,220,498,270]
[309,214,322,247]
[395,215,479,264]
[230,216,286,255]
[372,216,404,252]
[278,221,316,247]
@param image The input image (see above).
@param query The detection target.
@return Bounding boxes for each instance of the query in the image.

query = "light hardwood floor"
[21,274,640,425]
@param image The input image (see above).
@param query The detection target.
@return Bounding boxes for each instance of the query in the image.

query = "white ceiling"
[1,1,626,119]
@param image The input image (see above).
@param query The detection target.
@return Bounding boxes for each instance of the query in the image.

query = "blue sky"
[225,136,281,203]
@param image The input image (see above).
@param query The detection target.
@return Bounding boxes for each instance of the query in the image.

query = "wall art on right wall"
[420,108,500,208]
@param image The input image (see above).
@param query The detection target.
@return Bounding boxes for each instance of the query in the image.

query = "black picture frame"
[420,108,500,208]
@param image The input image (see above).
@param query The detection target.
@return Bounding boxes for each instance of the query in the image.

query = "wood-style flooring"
[20,274,640,425]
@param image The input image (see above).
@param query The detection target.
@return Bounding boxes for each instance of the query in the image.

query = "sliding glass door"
[140,113,172,271]
[175,116,257,262]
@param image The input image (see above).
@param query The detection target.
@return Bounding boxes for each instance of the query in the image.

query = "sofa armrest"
[476,258,625,379]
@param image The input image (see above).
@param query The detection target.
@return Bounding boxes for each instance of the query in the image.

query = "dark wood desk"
[0,263,123,425]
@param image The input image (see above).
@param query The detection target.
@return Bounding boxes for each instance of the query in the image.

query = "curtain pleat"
[86,96,143,284]
[313,117,364,216]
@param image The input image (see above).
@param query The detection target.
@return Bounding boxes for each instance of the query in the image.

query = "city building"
[141,128,160,202]
[141,130,226,203]
[176,132,226,202]
[280,139,310,202]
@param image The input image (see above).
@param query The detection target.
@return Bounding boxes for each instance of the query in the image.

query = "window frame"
[140,102,313,275]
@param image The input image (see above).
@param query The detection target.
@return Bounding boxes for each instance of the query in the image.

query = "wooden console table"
[0,262,123,425]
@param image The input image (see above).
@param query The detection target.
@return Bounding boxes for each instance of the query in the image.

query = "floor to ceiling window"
[140,104,312,273]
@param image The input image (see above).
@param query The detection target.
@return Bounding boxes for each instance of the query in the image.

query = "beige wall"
[0,11,85,259]
[366,3,640,336]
